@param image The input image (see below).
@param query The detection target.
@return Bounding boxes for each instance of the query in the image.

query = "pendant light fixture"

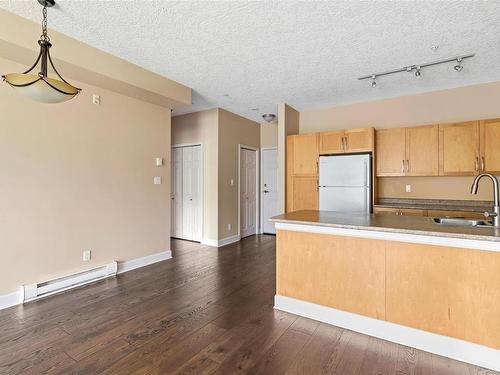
[2,0,81,103]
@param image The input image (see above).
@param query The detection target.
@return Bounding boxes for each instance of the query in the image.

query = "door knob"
[264,190,269,193]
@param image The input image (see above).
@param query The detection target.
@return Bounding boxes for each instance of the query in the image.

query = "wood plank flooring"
[0,235,497,374]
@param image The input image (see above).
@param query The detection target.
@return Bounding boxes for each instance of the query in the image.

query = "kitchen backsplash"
[378,176,499,201]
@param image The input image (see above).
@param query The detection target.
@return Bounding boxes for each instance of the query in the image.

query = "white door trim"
[238,144,259,238]
[170,143,204,241]
[260,146,278,234]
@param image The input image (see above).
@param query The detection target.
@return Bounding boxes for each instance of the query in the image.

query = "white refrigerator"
[319,154,372,213]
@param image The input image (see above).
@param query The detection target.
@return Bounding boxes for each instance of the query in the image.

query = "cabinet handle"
[341,137,345,152]
[475,157,479,171]
[401,160,405,174]
[406,159,410,173]
[481,157,485,171]
[345,136,348,151]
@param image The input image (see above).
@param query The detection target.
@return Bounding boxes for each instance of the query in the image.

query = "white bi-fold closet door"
[171,145,202,242]
[240,147,257,238]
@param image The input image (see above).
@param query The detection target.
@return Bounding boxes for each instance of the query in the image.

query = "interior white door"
[182,145,202,241]
[262,148,278,234]
[240,148,257,238]
[171,147,183,238]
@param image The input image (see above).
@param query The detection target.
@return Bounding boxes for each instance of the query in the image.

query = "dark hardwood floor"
[0,235,497,374]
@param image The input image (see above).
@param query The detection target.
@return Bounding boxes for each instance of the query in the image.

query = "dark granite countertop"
[270,210,500,243]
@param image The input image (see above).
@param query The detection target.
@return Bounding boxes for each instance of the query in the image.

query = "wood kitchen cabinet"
[287,133,319,175]
[376,125,438,177]
[373,207,426,216]
[405,125,439,176]
[376,128,406,176]
[319,130,344,154]
[289,176,318,212]
[480,118,500,174]
[438,121,480,176]
[320,127,374,154]
[286,134,319,212]
[427,209,485,219]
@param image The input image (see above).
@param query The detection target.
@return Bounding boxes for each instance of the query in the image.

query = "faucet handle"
[484,211,498,218]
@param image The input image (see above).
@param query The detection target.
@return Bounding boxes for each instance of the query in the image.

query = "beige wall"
[171,109,219,241]
[218,109,260,238]
[0,57,171,295]
[300,81,500,201]
[300,81,500,132]
[260,122,278,148]
[278,104,300,213]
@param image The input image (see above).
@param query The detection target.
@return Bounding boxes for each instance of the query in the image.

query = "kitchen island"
[271,210,500,372]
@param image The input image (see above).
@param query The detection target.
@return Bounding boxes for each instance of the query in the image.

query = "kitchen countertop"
[374,198,492,213]
[271,210,500,242]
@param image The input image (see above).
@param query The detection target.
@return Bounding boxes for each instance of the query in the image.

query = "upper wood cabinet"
[319,130,344,154]
[320,127,374,154]
[480,118,500,174]
[287,133,319,176]
[376,125,442,177]
[405,125,439,176]
[438,121,480,176]
[375,128,406,177]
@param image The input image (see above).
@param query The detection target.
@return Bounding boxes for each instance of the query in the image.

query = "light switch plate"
[154,176,162,185]
[230,179,234,186]
[405,184,412,193]
[83,250,91,262]
[92,94,100,105]
[155,157,164,167]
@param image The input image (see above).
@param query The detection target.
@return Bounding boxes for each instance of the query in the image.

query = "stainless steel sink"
[432,217,492,227]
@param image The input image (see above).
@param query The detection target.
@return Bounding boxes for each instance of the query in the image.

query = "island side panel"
[386,241,500,349]
[276,229,386,320]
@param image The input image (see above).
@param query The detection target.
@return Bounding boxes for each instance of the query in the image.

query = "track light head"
[415,67,421,77]
[371,75,377,88]
[454,58,463,72]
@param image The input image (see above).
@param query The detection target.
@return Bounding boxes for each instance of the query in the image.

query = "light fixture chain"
[40,5,50,42]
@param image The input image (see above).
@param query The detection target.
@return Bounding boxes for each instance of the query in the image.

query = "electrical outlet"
[227,223,232,231]
[154,176,162,185]
[405,184,412,193]
[83,250,91,262]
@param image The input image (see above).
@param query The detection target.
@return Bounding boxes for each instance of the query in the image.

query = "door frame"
[260,146,278,234]
[238,144,259,238]
[171,142,204,241]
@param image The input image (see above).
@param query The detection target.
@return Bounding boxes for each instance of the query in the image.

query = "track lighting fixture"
[358,53,474,88]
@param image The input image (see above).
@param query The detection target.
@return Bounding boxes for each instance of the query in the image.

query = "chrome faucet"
[470,173,500,227]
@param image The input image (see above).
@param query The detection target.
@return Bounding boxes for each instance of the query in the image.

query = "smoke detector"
[262,114,276,123]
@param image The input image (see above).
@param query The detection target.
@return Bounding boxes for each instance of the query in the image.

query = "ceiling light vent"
[262,114,276,123]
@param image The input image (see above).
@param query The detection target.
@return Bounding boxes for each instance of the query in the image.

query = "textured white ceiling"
[2,1,500,122]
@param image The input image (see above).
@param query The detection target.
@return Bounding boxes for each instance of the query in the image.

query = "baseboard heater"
[22,261,117,302]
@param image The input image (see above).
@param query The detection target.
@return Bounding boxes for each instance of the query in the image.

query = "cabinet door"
[319,130,345,155]
[405,125,439,176]
[375,128,406,176]
[400,208,427,216]
[291,176,318,211]
[373,207,400,215]
[439,121,479,176]
[480,118,500,174]
[345,128,374,153]
[288,133,319,175]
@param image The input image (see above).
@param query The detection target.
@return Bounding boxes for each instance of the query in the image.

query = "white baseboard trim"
[0,250,172,311]
[201,234,241,247]
[117,250,172,274]
[0,289,23,311]
[274,295,500,372]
